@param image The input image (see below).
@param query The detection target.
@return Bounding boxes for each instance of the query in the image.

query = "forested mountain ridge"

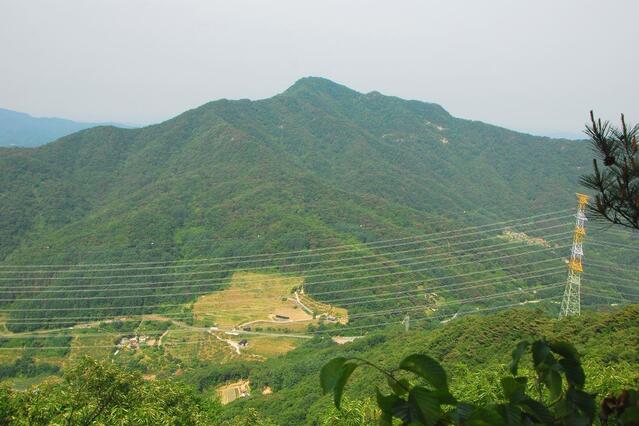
[0,77,634,337]
[0,77,590,265]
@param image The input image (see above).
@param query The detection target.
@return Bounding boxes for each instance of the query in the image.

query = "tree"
[581,111,639,230]
[0,356,220,425]
[320,340,639,425]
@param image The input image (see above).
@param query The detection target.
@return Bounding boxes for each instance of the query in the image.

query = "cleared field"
[65,332,117,366]
[241,335,300,357]
[192,272,309,329]
[217,379,250,405]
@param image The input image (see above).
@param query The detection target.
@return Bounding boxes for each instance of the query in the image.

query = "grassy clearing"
[162,330,240,364]
[191,271,352,358]
[65,332,117,366]
[217,380,250,405]
[241,335,301,357]
[192,272,307,329]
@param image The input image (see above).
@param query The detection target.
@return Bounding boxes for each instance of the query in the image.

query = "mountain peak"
[282,77,360,98]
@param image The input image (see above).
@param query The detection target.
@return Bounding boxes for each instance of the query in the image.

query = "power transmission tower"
[559,193,590,319]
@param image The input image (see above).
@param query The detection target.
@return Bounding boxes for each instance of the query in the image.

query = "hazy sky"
[1,1,637,136]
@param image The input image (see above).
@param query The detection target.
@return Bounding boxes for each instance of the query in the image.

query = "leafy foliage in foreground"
[321,340,639,425]
[206,306,639,425]
[0,307,636,424]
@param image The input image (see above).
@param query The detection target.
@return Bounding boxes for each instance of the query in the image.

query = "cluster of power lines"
[0,207,636,351]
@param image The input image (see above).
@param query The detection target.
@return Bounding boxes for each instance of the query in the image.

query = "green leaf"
[319,357,359,409]
[566,388,597,422]
[376,388,400,426]
[333,362,358,409]
[387,377,410,397]
[548,340,581,363]
[399,354,448,391]
[409,386,443,426]
[431,389,457,405]
[559,358,585,389]
[518,397,554,425]
[509,341,529,375]
[495,403,523,426]
[501,377,527,403]
[453,403,507,426]
[620,406,639,424]
[320,357,348,394]
[532,340,551,368]
[545,369,563,401]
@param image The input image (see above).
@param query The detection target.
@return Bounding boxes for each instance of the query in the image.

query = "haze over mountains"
[0,107,131,147]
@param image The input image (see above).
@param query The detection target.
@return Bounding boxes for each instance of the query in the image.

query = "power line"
[584,273,639,284]
[0,284,564,339]
[588,260,639,271]
[0,245,569,302]
[0,266,565,323]
[0,209,572,268]
[0,220,571,276]
[0,257,566,312]
[589,241,639,252]
[0,266,565,325]
[0,234,571,291]
[347,283,564,320]
[0,296,565,350]
[0,234,570,296]
[311,295,564,335]
[0,219,571,280]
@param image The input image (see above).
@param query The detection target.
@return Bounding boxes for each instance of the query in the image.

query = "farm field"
[193,272,311,329]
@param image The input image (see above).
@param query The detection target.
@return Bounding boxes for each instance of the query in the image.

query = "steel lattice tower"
[559,193,590,319]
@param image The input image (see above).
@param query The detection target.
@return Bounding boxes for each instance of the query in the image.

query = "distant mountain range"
[0,108,131,147]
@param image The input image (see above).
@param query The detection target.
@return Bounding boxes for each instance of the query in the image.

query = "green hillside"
[210,304,639,425]
[0,77,591,264]
[0,78,635,345]
[2,304,637,424]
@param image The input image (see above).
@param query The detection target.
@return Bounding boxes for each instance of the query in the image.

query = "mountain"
[0,77,590,261]
[0,77,635,333]
[0,108,130,147]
